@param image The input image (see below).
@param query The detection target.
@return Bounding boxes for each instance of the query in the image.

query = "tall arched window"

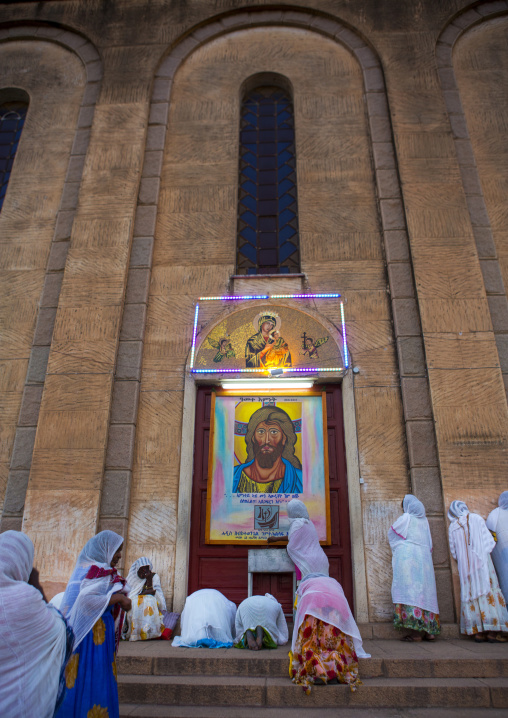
[236,81,300,275]
[0,97,28,211]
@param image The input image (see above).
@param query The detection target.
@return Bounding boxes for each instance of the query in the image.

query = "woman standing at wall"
[448,500,508,642]
[56,530,132,718]
[486,491,508,604]
[388,495,440,641]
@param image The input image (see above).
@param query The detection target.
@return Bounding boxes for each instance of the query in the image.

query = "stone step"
[119,708,508,718]
[117,674,508,709]
[357,622,461,640]
[117,640,508,679]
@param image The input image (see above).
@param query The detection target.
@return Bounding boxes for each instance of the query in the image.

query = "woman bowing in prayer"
[234,593,288,650]
[388,495,440,641]
[56,530,132,718]
[0,531,73,718]
[268,499,369,694]
[487,491,508,605]
[448,500,508,642]
[173,588,236,648]
[124,557,171,641]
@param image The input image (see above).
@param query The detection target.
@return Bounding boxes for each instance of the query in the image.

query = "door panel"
[188,385,353,611]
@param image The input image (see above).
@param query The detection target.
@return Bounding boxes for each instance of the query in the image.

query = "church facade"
[1,0,507,628]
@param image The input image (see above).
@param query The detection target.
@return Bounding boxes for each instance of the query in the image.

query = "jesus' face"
[252,420,287,469]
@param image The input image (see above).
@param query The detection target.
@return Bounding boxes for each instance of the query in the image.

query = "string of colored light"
[270,293,341,299]
[199,295,269,301]
[191,293,348,372]
[198,293,340,300]
[340,300,349,368]
[189,303,199,369]
[191,367,344,374]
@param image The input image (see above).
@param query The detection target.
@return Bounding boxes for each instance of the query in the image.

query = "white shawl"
[448,503,495,602]
[235,594,288,645]
[173,589,236,647]
[60,530,126,649]
[293,576,370,658]
[0,531,68,718]
[126,557,166,611]
[286,499,329,579]
[388,495,439,613]
[487,491,508,603]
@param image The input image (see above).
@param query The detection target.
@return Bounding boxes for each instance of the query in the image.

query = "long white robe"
[449,512,495,602]
[486,506,508,604]
[0,531,69,718]
[388,514,439,613]
[235,594,288,645]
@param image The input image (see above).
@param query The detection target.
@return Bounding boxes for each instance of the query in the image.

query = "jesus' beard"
[253,440,285,469]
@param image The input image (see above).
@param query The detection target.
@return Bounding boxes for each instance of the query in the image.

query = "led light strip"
[199,293,341,300]
[340,300,349,368]
[190,293,348,372]
[191,367,344,374]
[189,304,199,369]
[270,293,341,299]
[199,295,269,301]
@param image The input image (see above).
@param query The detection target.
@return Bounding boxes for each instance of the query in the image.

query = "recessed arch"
[0,23,103,533]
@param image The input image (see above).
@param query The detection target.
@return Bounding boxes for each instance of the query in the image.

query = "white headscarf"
[499,491,508,510]
[390,494,428,541]
[60,530,126,649]
[126,557,166,611]
[286,498,310,535]
[448,501,495,601]
[0,531,69,718]
[286,499,329,579]
[448,500,468,521]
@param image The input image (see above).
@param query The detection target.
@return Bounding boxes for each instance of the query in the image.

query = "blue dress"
[56,606,119,718]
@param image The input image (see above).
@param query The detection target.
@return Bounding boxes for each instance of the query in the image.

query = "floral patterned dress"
[55,606,120,718]
[393,604,441,635]
[460,555,508,635]
[290,615,360,694]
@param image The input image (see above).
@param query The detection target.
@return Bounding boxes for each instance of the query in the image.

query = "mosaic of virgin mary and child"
[245,311,292,368]
[233,406,303,495]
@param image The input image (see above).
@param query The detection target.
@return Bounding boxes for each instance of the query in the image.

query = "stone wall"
[0,0,507,622]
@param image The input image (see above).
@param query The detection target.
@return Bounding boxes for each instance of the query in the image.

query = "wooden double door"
[188,385,353,614]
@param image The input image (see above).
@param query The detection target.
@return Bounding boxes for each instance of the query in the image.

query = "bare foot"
[255,625,264,650]
[246,630,258,650]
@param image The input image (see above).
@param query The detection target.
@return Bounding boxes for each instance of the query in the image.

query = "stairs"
[117,637,508,717]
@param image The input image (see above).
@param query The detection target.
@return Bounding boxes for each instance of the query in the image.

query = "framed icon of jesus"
[205,391,331,544]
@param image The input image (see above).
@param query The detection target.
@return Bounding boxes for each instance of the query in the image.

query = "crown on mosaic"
[258,311,279,327]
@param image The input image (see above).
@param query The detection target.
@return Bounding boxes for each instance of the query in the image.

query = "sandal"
[400,634,422,642]
[488,633,508,643]
[423,633,436,641]
[474,633,488,642]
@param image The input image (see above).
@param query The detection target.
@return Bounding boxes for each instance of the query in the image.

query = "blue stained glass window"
[236,85,300,275]
[0,101,28,212]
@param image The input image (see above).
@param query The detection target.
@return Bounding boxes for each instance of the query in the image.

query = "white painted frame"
[173,309,368,622]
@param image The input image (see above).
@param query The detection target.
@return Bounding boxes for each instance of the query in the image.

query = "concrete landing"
[117,638,508,716]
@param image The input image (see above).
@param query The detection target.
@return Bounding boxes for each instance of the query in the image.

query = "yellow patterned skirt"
[460,556,508,635]
[289,615,361,694]
[129,594,165,641]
